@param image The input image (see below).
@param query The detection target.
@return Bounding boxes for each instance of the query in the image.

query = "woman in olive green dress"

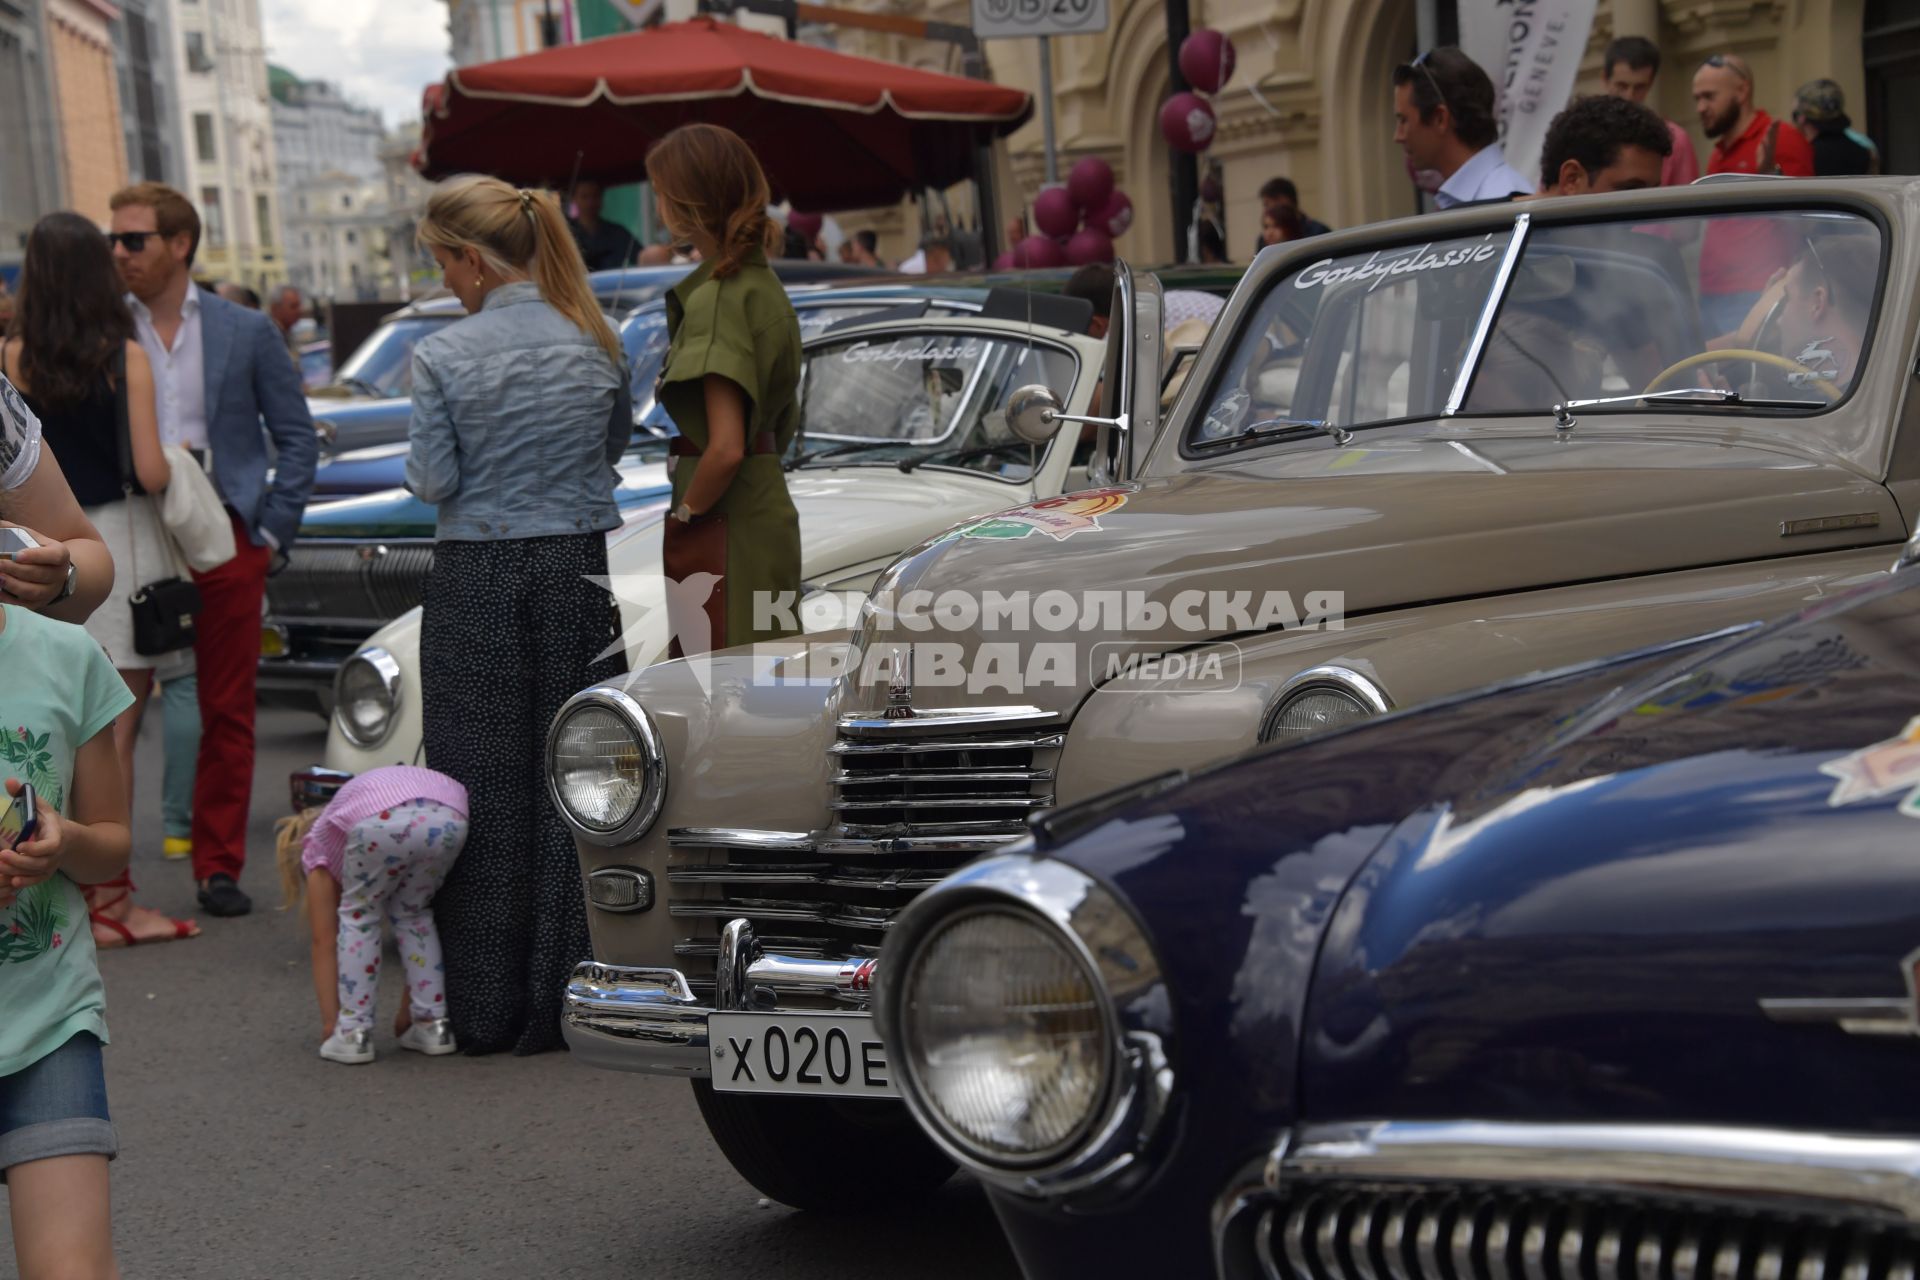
[645,124,804,658]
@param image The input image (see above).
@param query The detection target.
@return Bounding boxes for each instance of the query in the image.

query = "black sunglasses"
[104,231,156,253]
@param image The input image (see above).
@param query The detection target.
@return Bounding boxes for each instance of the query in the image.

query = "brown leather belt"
[669,432,779,458]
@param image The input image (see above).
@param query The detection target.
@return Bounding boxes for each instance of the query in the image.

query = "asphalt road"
[1,706,1022,1280]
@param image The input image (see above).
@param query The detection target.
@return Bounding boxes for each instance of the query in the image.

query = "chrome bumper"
[561,919,880,1078]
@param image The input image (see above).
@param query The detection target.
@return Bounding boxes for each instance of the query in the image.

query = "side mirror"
[1007,384,1066,445]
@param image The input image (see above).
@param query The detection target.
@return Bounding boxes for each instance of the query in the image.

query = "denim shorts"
[0,1032,116,1179]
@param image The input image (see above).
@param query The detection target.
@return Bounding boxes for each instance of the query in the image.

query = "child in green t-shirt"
[0,602,134,1277]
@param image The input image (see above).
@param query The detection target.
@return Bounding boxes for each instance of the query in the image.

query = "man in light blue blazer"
[111,182,317,919]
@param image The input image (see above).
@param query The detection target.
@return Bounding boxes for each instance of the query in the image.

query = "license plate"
[709,1011,897,1099]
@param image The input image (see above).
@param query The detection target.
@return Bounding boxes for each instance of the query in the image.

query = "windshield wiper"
[897,440,1033,474]
[783,440,905,472]
[1563,387,1825,412]
[1243,416,1356,446]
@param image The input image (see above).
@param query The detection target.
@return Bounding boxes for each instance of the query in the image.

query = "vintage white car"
[320,294,1120,775]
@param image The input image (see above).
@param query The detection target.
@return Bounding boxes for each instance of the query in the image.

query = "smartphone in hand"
[0,527,40,560]
[0,783,38,851]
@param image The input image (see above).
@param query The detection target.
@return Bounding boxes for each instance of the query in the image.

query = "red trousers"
[188,512,271,881]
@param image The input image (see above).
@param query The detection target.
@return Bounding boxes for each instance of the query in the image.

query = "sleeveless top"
[7,348,136,508]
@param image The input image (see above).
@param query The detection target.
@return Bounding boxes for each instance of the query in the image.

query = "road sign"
[971,0,1110,41]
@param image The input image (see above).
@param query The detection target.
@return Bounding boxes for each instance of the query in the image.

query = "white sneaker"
[398,1017,457,1056]
[320,1027,374,1065]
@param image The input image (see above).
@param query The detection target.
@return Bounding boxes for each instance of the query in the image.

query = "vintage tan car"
[546,178,1919,1209]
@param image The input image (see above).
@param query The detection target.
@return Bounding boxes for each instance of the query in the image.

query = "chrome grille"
[1223,1186,1920,1280]
[266,541,433,625]
[668,725,1062,1002]
[827,729,1062,842]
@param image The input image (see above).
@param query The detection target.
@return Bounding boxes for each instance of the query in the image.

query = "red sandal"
[83,872,200,948]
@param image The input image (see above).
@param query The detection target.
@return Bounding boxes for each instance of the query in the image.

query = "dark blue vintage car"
[875,542,1920,1280]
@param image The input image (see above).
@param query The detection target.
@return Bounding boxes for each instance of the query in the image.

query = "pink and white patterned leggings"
[336,801,466,1034]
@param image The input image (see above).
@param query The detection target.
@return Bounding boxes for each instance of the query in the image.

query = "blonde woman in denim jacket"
[405,175,629,1056]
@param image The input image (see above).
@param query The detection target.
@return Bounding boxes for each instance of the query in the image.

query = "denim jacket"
[405,282,631,541]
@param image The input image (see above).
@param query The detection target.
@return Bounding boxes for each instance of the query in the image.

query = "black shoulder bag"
[113,350,201,655]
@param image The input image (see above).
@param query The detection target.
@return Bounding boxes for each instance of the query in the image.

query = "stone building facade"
[47,0,129,223]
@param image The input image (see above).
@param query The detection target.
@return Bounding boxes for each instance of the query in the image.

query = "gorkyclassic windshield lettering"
[548,179,1920,1219]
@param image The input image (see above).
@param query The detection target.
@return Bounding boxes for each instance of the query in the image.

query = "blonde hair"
[273,808,323,911]
[645,124,781,280]
[417,175,624,369]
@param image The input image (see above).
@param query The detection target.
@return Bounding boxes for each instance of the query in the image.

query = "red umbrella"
[416,16,1034,212]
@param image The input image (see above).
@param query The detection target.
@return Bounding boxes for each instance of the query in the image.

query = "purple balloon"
[1160,91,1218,153]
[1066,156,1115,213]
[786,210,823,240]
[1089,190,1133,239]
[1033,187,1079,239]
[1198,173,1223,203]
[1065,228,1114,266]
[1012,234,1067,269]
[993,250,1017,270]
[1178,29,1236,95]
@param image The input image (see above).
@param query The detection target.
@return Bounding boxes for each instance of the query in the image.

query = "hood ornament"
[883,646,915,720]
[1761,947,1920,1037]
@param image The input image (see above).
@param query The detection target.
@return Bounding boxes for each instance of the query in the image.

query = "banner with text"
[1459,0,1599,191]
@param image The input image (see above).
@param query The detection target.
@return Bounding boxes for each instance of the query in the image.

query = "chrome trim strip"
[333,646,402,748]
[814,832,1030,856]
[1445,212,1532,417]
[667,827,814,851]
[831,794,1051,811]
[832,768,1055,785]
[829,733,1065,755]
[668,864,944,892]
[836,705,1059,734]
[874,851,1174,1205]
[546,686,666,847]
[1272,1122,1920,1223]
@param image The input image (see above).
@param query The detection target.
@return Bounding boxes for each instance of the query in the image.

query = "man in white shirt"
[110,181,316,921]
[1393,47,1531,209]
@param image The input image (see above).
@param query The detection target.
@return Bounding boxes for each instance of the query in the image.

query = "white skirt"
[82,496,180,671]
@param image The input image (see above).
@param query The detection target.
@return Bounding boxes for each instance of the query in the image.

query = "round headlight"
[546,692,664,843]
[334,648,400,747]
[900,906,1111,1166]
[1259,668,1390,746]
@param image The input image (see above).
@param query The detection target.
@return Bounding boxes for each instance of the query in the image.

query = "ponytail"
[523,189,624,369]
[418,175,625,375]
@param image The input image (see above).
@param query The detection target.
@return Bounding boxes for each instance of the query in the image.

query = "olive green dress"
[659,248,804,653]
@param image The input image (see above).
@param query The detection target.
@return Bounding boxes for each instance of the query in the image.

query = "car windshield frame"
[1181,197,1894,459]
[785,322,1083,484]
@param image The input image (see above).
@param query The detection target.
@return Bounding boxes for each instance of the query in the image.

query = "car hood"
[299,460,673,539]
[789,464,1036,580]
[1296,565,1920,1133]
[312,442,409,496]
[841,435,1903,721]
[308,393,409,417]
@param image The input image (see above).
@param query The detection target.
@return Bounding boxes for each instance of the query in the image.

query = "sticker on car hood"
[932,487,1130,544]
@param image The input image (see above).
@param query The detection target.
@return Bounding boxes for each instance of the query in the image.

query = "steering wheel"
[1642,349,1840,402]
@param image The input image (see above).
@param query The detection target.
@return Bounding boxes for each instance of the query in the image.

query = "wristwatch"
[53,559,75,603]
[672,501,694,524]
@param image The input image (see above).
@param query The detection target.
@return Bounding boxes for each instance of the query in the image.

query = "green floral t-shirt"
[0,605,133,1077]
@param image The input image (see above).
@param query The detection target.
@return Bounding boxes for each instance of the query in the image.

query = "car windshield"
[624,303,909,436]
[330,316,452,398]
[1464,209,1881,415]
[1191,229,1516,445]
[788,329,1078,481]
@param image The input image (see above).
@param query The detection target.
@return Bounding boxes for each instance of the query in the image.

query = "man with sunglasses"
[1692,53,1814,336]
[107,182,316,920]
[1392,47,1530,210]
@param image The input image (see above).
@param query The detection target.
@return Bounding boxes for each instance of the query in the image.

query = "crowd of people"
[0,29,1895,1271]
